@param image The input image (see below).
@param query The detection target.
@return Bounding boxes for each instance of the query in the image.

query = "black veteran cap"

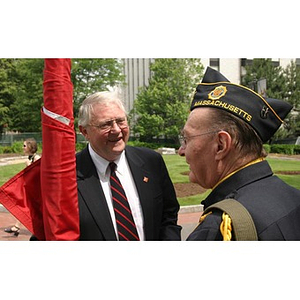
[190,67,293,143]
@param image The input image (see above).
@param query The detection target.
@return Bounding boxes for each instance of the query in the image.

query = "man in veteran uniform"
[179,67,300,241]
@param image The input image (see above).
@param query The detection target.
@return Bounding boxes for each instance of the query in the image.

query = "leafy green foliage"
[0,59,125,133]
[270,144,300,155]
[131,58,204,142]
[71,59,125,123]
[242,58,300,139]
[283,61,300,136]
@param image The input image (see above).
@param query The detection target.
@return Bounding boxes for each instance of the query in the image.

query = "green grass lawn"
[1,155,300,207]
[163,155,300,206]
[0,163,25,186]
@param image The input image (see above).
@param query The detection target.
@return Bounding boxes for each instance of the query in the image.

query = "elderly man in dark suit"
[77,90,181,241]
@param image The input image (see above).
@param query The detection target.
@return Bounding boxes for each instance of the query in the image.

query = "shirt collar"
[113,151,126,176]
[88,143,126,176]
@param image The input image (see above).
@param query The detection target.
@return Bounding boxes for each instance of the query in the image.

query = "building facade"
[122,58,153,113]
[122,58,298,113]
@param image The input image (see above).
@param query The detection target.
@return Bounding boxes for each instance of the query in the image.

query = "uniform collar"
[212,157,265,190]
[202,160,273,208]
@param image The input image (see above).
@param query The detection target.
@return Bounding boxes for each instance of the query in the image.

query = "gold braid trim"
[199,211,212,224]
[197,211,232,241]
[193,211,212,231]
[220,212,232,241]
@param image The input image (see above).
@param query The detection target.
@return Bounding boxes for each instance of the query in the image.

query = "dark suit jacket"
[76,145,182,241]
[187,160,300,241]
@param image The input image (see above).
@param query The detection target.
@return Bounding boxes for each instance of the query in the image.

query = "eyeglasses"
[89,117,128,132]
[178,130,220,148]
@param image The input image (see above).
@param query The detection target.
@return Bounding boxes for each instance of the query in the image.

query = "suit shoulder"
[76,147,89,167]
[126,145,161,158]
[76,146,88,157]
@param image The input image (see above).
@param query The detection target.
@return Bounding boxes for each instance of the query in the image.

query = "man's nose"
[178,146,185,156]
[110,121,122,132]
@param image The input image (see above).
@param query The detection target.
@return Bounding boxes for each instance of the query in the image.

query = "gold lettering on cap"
[193,100,252,122]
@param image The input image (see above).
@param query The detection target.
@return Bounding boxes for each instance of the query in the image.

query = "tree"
[0,59,18,133]
[9,59,44,132]
[0,59,125,133]
[241,59,293,140]
[242,58,286,100]
[71,59,125,121]
[131,58,204,143]
[283,61,300,137]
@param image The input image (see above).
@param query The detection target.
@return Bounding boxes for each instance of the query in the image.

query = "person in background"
[4,138,40,236]
[23,138,40,166]
[76,89,181,240]
[178,67,300,241]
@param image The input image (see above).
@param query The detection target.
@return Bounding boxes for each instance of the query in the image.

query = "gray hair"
[78,89,126,127]
[208,108,267,158]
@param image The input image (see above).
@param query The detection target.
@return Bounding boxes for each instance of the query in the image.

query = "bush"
[127,140,179,150]
[294,145,300,155]
[0,146,13,154]
[10,141,23,153]
[270,144,298,155]
[2,141,298,156]
[76,142,87,152]
[263,144,271,154]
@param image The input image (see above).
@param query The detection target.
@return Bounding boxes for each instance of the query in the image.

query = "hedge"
[1,142,300,155]
[269,144,300,155]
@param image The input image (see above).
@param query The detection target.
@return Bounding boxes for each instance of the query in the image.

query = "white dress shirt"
[88,144,145,240]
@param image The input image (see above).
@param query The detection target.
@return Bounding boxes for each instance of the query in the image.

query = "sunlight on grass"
[178,190,211,206]
[1,155,299,207]
[0,163,24,186]
[267,157,300,172]
[162,155,190,183]
[163,154,300,206]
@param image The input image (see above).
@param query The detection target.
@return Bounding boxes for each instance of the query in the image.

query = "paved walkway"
[0,155,27,166]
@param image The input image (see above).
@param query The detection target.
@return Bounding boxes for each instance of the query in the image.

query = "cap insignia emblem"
[260,106,269,119]
[208,85,227,100]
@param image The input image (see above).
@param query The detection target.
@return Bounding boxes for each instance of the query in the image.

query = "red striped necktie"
[109,162,139,241]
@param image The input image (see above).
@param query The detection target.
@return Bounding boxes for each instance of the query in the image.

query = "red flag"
[41,59,79,240]
[0,59,79,240]
[0,160,45,239]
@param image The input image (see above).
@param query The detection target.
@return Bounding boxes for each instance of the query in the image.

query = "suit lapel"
[125,147,154,240]
[77,148,117,240]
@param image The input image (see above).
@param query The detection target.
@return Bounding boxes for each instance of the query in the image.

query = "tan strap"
[203,199,258,241]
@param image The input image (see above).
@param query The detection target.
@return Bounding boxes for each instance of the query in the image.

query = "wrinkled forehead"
[91,103,126,119]
[184,107,212,133]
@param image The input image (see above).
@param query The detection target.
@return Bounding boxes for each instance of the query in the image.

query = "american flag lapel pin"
[143,176,149,183]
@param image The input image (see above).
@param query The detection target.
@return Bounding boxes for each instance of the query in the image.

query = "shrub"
[263,144,271,154]
[11,141,23,153]
[294,145,300,155]
[0,146,13,153]
[76,142,87,152]
[270,144,295,155]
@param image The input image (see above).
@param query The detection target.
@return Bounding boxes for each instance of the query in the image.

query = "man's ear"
[79,125,88,140]
[215,131,232,160]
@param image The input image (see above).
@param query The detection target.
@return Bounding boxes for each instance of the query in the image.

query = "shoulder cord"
[198,211,232,241]
[220,212,232,241]
[199,211,212,224]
